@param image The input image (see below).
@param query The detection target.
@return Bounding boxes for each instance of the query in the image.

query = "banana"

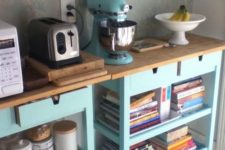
[170,11,181,21]
[170,5,191,22]
[182,10,191,21]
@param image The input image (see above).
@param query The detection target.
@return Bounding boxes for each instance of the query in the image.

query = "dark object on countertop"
[23,63,49,91]
[28,17,82,69]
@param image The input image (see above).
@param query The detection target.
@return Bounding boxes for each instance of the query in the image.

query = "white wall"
[192,0,225,40]
[192,0,225,149]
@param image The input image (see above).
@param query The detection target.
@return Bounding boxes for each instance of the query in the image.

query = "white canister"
[53,120,77,150]
[9,139,32,150]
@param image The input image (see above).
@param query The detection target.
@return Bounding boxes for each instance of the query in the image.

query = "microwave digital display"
[0,39,14,49]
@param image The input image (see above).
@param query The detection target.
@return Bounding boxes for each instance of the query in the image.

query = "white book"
[103,91,119,105]
[173,85,205,99]
[155,86,171,122]
[130,101,158,113]
[172,103,204,115]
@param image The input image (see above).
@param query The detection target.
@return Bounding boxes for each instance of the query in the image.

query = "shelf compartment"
[95,121,119,144]
[129,106,211,145]
[196,141,208,150]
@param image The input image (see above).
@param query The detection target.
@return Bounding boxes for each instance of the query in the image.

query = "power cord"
[66,4,84,37]
[67,4,91,50]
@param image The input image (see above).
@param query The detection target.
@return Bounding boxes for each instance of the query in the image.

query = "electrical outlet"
[60,0,76,22]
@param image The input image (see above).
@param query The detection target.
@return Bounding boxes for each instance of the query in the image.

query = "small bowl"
[155,13,206,45]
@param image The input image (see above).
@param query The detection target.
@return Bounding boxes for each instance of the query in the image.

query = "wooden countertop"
[105,34,225,79]
[0,34,225,109]
[0,74,111,109]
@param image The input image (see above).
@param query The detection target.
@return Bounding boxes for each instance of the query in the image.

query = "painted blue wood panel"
[129,63,177,96]
[16,87,89,127]
[0,86,95,150]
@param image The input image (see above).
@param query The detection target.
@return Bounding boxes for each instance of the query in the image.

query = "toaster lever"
[68,30,74,47]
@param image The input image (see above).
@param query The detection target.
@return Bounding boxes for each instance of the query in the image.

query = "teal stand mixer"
[86,0,137,65]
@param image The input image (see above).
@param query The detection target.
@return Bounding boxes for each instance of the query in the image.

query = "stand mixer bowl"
[99,20,137,52]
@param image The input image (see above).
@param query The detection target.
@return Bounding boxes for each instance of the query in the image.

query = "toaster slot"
[40,18,64,25]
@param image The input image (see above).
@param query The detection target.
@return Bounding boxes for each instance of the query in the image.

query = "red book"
[172,91,205,104]
[130,107,158,121]
[171,85,205,100]
[172,77,203,93]
[130,140,151,150]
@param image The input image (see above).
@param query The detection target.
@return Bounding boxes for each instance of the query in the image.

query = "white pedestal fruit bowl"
[155,13,206,45]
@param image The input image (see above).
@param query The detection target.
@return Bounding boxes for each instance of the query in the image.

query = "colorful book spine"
[172,91,205,104]
[130,115,160,129]
[130,112,159,126]
[172,77,202,93]
[130,140,149,150]
[131,92,155,110]
[171,97,203,110]
[169,138,193,150]
[130,108,158,121]
[130,101,158,113]
[130,119,161,134]
[158,125,188,143]
[172,85,205,99]
[151,134,192,150]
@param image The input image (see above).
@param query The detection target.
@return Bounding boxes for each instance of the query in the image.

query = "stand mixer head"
[86,0,137,65]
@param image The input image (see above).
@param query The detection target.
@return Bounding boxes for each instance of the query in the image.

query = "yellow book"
[168,134,192,150]
[131,92,155,110]
[151,134,192,150]
[130,112,159,126]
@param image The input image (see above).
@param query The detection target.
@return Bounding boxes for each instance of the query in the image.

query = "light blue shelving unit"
[96,51,222,150]
[0,86,95,150]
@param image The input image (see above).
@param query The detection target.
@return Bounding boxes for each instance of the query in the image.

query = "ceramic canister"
[53,120,77,150]
[0,134,21,150]
[26,124,51,142]
[32,137,54,150]
[9,139,32,150]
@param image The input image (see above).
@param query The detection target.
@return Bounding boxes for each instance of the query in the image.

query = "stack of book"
[130,91,160,134]
[97,91,120,133]
[171,77,205,114]
[102,139,119,150]
[150,125,197,150]
[130,139,154,150]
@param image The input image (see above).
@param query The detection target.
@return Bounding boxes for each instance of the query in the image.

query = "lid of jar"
[10,139,32,150]
[26,124,51,142]
[53,120,77,134]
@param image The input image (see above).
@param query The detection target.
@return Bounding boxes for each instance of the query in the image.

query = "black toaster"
[28,17,82,68]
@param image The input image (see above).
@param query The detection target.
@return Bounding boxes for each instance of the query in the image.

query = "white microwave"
[0,20,23,98]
